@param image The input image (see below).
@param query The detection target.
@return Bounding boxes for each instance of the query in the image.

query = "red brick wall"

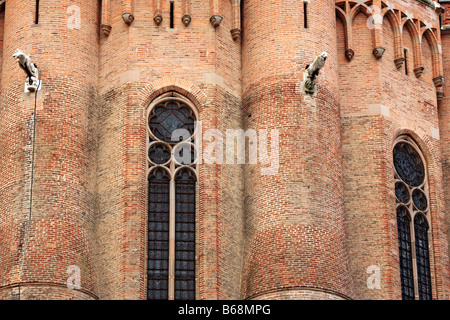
[0,0,99,299]
[0,0,449,300]
[338,0,449,300]
[94,0,244,299]
[241,0,355,300]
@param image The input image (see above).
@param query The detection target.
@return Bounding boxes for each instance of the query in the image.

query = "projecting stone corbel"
[433,75,445,87]
[154,0,163,26]
[154,13,163,25]
[122,13,135,25]
[437,91,445,105]
[231,29,241,41]
[373,47,385,60]
[210,15,223,28]
[345,49,354,62]
[394,57,405,69]
[122,0,134,25]
[101,25,112,36]
[101,0,112,36]
[231,0,241,41]
[414,67,424,78]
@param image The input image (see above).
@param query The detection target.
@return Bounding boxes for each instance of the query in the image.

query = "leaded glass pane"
[414,214,432,300]
[395,181,410,204]
[149,102,195,143]
[397,206,415,300]
[147,169,170,300]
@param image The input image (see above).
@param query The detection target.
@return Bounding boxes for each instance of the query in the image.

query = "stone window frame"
[146,92,199,300]
[393,135,433,300]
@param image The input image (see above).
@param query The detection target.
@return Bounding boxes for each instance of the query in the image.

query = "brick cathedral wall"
[0,0,100,299]
[241,0,354,300]
[94,0,244,299]
[338,0,450,299]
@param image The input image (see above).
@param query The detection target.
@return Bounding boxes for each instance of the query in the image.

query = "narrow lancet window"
[147,93,197,300]
[394,136,432,300]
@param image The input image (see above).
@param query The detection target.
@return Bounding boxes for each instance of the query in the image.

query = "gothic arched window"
[147,92,198,300]
[393,136,432,300]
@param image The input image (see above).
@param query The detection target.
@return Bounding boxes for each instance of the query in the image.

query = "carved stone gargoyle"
[13,49,40,93]
[302,52,328,95]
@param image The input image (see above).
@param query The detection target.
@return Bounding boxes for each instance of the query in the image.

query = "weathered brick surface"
[241,0,355,300]
[338,0,449,300]
[0,0,449,300]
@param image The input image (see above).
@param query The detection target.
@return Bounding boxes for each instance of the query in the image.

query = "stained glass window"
[393,137,432,300]
[147,94,197,300]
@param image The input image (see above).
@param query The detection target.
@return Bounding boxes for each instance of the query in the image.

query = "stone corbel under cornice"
[154,0,163,26]
[101,0,112,36]
[345,49,355,61]
[231,0,241,41]
[182,0,192,27]
[210,15,223,28]
[373,47,385,60]
[414,67,425,77]
[433,75,446,87]
[122,13,135,25]
[122,0,134,25]
[437,91,445,105]
[394,57,405,69]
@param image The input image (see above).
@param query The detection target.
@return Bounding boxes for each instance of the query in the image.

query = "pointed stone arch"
[383,9,404,68]
[421,28,444,87]
[402,19,422,77]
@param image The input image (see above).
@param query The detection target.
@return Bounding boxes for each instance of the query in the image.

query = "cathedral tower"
[0,0,99,299]
[0,0,449,300]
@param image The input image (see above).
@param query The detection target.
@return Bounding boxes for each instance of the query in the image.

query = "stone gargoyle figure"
[303,51,328,94]
[13,49,40,92]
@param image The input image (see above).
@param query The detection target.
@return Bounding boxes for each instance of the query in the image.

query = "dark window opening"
[35,0,40,24]
[414,215,432,300]
[170,2,174,28]
[404,49,408,75]
[174,169,196,300]
[397,206,415,300]
[303,2,308,29]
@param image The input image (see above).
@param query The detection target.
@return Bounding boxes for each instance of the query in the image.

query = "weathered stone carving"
[345,48,354,62]
[210,15,223,28]
[437,91,445,104]
[433,76,445,87]
[373,47,385,60]
[122,13,135,25]
[303,52,328,95]
[182,14,192,27]
[154,13,163,26]
[13,49,40,93]
[101,24,112,36]
[414,67,424,78]
[231,28,241,41]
